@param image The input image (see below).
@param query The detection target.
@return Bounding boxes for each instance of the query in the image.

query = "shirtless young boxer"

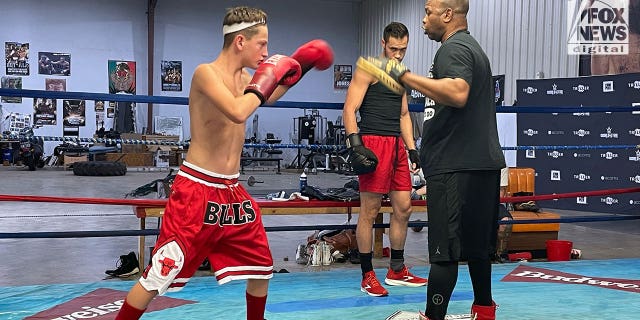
[114,6,333,320]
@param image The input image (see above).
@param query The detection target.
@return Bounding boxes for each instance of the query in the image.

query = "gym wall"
[0,0,360,158]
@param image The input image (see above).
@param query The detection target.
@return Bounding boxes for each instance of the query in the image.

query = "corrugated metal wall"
[359,0,580,105]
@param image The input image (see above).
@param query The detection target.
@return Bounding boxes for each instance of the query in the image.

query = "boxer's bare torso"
[186,61,253,175]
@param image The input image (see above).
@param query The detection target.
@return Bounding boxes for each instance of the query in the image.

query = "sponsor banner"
[24,287,195,319]
[517,74,638,107]
[502,265,640,293]
[515,73,639,213]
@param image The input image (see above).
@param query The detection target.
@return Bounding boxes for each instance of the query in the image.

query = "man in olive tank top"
[342,22,427,298]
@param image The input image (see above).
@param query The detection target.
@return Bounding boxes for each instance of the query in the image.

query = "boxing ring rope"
[4,212,640,240]
[1,88,640,113]
[0,88,638,245]
[2,88,638,155]
[0,187,638,239]
[1,132,637,153]
[0,132,638,153]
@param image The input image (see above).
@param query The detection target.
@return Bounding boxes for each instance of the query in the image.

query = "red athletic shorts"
[358,135,412,194]
[139,161,273,294]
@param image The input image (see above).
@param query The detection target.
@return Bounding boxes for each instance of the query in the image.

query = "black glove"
[408,149,420,170]
[346,133,378,174]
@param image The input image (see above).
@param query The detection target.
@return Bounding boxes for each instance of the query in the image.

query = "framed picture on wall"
[1,76,22,103]
[45,78,66,92]
[161,60,182,91]
[38,52,71,76]
[334,64,352,89]
[62,99,86,127]
[5,42,30,76]
[106,107,115,118]
[94,100,105,112]
[108,60,136,94]
[33,98,57,126]
[154,116,183,140]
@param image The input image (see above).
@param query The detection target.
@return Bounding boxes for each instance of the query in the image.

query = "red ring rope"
[0,187,638,208]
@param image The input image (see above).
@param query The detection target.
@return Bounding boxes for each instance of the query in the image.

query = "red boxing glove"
[245,54,302,104]
[291,39,334,77]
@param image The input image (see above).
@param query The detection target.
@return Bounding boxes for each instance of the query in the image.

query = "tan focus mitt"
[356,56,409,95]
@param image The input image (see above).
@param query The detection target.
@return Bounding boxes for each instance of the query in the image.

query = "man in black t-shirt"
[356,1,506,319]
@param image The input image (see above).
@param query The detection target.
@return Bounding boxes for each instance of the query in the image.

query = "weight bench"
[240,157,282,174]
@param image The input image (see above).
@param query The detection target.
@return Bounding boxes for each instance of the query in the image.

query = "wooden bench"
[133,200,426,271]
[240,157,282,174]
[505,167,560,254]
[132,167,561,270]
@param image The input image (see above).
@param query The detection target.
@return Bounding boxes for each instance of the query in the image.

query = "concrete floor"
[1,164,639,287]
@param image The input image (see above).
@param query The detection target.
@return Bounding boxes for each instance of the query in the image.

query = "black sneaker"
[106,252,140,277]
[105,254,128,276]
[198,258,211,271]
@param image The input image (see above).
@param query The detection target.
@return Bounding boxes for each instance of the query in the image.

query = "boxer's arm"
[399,93,420,171]
[264,85,289,105]
[265,40,334,103]
[342,67,372,135]
[193,64,261,123]
[399,94,416,150]
[400,74,469,108]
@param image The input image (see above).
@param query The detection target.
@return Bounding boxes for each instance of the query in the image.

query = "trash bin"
[546,240,573,261]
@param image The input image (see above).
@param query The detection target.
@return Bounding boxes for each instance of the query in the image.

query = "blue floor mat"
[1,259,639,320]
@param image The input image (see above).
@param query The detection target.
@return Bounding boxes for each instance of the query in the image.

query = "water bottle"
[494,79,501,103]
[299,171,307,192]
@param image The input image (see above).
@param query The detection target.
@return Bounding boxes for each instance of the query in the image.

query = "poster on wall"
[94,100,105,130]
[1,76,22,103]
[108,60,136,94]
[45,78,66,92]
[333,64,352,89]
[161,60,182,91]
[62,99,86,127]
[106,104,115,118]
[94,100,105,112]
[33,98,57,125]
[5,42,29,76]
[96,112,105,129]
[154,116,183,140]
[38,52,71,76]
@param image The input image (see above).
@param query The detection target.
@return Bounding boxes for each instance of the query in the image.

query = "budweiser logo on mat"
[24,288,196,319]
[502,265,640,293]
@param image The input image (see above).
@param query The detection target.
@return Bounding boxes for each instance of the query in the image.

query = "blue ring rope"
[1,88,639,113]
[0,133,636,152]
[1,215,638,238]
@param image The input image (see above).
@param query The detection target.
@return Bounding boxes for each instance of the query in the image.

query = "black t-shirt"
[420,30,505,176]
[359,82,402,136]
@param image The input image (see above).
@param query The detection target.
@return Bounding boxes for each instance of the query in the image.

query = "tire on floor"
[72,161,127,176]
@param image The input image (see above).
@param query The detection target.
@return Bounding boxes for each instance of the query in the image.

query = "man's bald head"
[433,0,469,15]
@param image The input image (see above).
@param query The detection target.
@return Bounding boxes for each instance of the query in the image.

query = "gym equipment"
[246,176,264,186]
